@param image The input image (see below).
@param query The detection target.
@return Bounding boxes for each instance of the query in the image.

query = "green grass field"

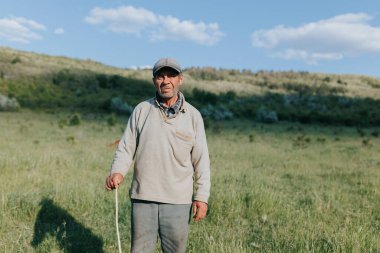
[1,111,379,252]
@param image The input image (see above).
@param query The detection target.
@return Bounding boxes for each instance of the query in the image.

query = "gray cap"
[152,58,181,76]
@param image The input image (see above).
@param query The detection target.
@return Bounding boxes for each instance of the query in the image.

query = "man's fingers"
[105,177,112,191]
[113,178,119,188]
[105,174,125,191]
[192,203,197,215]
[193,202,208,222]
[194,211,204,222]
[105,176,118,191]
[197,207,207,219]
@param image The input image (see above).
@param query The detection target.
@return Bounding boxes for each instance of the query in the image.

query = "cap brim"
[153,66,181,76]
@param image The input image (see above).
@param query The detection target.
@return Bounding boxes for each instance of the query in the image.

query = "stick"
[115,186,122,253]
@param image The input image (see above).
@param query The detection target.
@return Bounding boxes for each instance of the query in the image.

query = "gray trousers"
[131,199,192,253]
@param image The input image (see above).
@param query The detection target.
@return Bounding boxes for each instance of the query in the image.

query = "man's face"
[153,67,183,100]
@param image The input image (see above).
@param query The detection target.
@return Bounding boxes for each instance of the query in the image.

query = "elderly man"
[105,58,211,253]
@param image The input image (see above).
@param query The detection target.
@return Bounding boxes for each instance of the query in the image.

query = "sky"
[1,0,380,77]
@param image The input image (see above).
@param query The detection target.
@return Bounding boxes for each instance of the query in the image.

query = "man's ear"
[179,74,184,85]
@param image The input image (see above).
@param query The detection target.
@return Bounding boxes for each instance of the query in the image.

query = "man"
[105,58,211,253]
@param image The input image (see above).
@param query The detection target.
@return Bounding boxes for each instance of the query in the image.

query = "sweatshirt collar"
[155,91,186,118]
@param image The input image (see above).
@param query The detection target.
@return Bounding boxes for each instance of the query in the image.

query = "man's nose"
[162,75,170,83]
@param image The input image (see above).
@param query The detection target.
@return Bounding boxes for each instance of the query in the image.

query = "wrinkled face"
[153,67,183,100]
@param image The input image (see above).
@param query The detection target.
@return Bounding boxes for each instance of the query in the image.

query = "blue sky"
[1,0,380,77]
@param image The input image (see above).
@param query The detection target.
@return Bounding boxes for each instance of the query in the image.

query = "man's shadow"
[31,198,104,253]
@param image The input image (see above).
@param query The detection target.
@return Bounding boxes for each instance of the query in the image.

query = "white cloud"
[275,49,343,65]
[0,16,46,43]
[54,28,64,35]
[85,6,223,45]
[85,6,158,35]
[13,17,46,31]
[150,16,223,45]
[251,13,380,63]
[129,65,152,70]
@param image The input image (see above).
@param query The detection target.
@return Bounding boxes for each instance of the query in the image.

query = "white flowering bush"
[0,93,20,111]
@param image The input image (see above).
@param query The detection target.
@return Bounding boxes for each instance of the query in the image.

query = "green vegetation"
[0,48,380,252]
[1,47,380,126]
[1,47,380,251]
[0,68,154,112]
[0,111,379,252]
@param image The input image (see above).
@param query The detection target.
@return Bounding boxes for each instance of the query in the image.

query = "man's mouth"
[161,87,171,92]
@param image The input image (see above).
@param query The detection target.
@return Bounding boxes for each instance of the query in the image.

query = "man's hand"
[192,201,208,222]
[105,173,124,191]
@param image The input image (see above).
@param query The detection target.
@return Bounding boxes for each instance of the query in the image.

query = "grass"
[1,110,379,252]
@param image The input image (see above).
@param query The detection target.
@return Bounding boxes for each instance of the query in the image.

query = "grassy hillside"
[1,111,379,252]
[1,48,380,252]
[1,47,380,126]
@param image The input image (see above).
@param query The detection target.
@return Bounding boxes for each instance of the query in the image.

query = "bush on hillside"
[11,57,22,64]
[256,106,278,123]
[187,67,226,81]
[107,113,117,126]
[189,88,218,105]
[110,97,133,115]
[0,93,20,111]
[68,113,81,126]
[200,104,234,120]
[283,82,346,96]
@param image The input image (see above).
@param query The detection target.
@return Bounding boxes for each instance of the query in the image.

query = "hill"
[1,47,380,126]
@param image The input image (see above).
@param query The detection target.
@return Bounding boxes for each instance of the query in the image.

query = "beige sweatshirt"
[110,97,210,204]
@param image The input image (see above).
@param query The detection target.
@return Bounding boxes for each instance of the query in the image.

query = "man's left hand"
[192,201,208,222]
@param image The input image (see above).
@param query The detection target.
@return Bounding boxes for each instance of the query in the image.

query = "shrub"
[187,67,225,81]
[107,113,116,126]
[68,114,81,126]
[11,57,22,64]
[110,97,133,115]
[323,76,331,82]
[200,104,234,120]
[337,79,347,85]
[52,69,73,85]
[58,119,66,129]
[366,79,380,89]
[0,93,20,111]
[96,74,109,88]
[66,135,75,144]
[191,88,218,105]
[256,106,278,123]
[219,90,237,102]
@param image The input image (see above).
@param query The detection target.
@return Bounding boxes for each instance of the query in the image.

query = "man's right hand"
[105,173,124,191]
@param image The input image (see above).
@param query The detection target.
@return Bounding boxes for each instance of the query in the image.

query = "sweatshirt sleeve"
[191,114,211,203]
[109,109,138,177]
